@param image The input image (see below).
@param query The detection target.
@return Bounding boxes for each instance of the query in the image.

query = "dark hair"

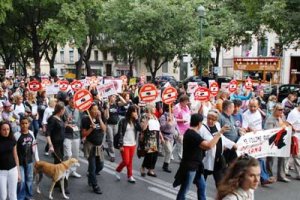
[0,121,14,141]
[222,100,233,111]
[20,116,30,123]
[53,101,65,115]
[217,155,259,200]
[190,113,203,127]
[162,103,170,113]
[125,105,138,121]
[232,99,243,107]
[179,95,189,103]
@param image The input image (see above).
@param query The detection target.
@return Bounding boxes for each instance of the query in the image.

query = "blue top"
[230,92,252,101]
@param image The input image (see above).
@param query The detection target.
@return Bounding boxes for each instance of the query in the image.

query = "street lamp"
[197,5,205,78]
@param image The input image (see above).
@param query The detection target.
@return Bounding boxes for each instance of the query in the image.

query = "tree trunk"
[215,44,221,67]
[84,36,94,77]
[45,43,57,69]
[76,48,84,79]
[86,61,92,76]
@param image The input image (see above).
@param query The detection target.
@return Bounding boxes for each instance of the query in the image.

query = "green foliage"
[0,0,12,24]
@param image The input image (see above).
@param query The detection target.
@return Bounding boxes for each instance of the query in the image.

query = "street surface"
[33,135,300,200]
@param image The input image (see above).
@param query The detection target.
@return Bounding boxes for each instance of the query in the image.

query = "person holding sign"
[81,103,107,194]
[139,104,163,177]
[265,104,290,182]
[159,103,177,173]
[106,94,127,162]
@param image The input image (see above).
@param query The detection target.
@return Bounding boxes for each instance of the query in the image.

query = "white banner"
[236,127,292,158]
[97,83,117,98]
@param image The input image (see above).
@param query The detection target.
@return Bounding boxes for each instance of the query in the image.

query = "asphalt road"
[33,135,300,200]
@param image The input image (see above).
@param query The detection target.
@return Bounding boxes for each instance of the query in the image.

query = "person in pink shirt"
[173,95,191,160]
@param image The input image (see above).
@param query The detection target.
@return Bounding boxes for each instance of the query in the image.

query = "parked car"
[155,75,178,87]
[277,84,300,103]
[181,76,207,89]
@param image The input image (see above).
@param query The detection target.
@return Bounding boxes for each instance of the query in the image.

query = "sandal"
[147,172,157,177]
[140,168,146,177]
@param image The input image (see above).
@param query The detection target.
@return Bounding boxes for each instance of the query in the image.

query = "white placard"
[97,83,117,98]
[148,119,160,131]
[45,84,60,95]
[104,79,123,93]
[187,82,198,94]
[236,127,292,158]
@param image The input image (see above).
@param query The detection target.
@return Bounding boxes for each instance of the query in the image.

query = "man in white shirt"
[243,99,276,185]
[287,104,300,180]
[242,99,262,132]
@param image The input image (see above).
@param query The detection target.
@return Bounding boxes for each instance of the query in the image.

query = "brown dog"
[35,158,80,199]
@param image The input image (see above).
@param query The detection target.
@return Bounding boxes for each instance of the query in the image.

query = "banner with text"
[236,128,292,158]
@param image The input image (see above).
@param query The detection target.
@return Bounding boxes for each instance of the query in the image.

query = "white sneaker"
[44,152,49,156]
[72,171,82,178]
[128,176,136,183]
[115,172,121,181]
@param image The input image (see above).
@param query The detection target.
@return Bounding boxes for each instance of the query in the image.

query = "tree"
[0,0,12,24]
[11,0,65,76]
[103,0,200,82]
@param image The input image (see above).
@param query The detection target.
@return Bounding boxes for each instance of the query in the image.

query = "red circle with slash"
[28,80,42,92]
[194,87,210,102]
[139,84,158,103]
[228,80,238,93]
[57,80,69,91]
[73,89,93,111]
[70,80,83,91]
[209,82,219,97]
[245,78,253,90]
[162,86,178,105]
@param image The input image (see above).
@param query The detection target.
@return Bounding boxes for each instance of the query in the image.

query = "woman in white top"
[217,155,260,200]
[115,105,140,183]
[199,109,235,187]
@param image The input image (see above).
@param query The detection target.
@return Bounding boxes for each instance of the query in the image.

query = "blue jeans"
[259,158,270,181]
[176,170,206,200]
[30,119,39,138]
[18,163,33,200]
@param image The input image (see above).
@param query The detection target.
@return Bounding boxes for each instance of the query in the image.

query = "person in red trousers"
[115,105,140,183]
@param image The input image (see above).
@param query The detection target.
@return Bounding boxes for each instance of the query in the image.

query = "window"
[69,49,74,63]
[60,50,64,63]
[258,39,268,57]
[94,50,99,61]
[103,50,108,60]
[242,42,252,57]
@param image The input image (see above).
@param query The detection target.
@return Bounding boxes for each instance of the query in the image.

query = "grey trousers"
[163,140,173,164]
[266,157,287,179]
[106,124,118,158]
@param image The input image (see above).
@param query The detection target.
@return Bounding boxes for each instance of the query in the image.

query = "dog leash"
[52,150,69,169]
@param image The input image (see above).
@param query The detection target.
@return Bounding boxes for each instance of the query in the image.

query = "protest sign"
[45,84,60,95]
[104,78,122,93]
[97,83,117,98]
[74,89,93,111]
[129,78,137,85]
[187,82,198,94]
[139,84,158,103]
[236,128,292,158]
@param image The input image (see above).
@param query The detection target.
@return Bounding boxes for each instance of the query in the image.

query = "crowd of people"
[0,76,299,200]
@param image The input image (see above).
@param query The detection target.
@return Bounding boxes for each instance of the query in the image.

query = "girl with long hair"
[217,155,260,200]
[115,105,140,183]
[0,121,21,200]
